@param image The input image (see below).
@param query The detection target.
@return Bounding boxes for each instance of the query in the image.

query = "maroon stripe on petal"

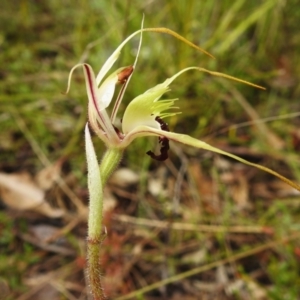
[83,64,106,129]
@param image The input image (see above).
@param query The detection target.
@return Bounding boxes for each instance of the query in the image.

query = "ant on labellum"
[146,116,170,161]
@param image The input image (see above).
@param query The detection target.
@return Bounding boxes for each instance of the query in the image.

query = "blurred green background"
[1,0,300,299]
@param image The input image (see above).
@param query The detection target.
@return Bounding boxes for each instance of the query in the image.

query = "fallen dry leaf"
[0,172,64,218]
[35,161,62,190]
[109,168,139,188]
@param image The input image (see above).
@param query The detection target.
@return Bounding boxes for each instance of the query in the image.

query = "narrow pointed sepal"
[95,27,214,86]
[123,125,300,192]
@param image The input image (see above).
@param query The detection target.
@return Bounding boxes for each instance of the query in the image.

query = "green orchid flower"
[66,26,300,300]
[66,28,266,160]
[66,27,214,149]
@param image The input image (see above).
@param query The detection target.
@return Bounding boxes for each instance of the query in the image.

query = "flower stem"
[87,147,123,300]
[99,148,124,184]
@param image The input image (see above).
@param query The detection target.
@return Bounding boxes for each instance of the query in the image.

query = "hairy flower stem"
[87,148,123,300]
[99,148,124,184]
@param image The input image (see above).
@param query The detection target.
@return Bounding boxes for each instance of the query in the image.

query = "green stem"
[87,147,123,300]
[99,148,124,184]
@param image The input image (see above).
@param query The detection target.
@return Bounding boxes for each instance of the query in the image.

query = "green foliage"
[268,255,300,300]
[0,212,39,294]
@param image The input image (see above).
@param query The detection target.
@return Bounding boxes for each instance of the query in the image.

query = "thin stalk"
[99,148,124,184]
[87,147,123,300]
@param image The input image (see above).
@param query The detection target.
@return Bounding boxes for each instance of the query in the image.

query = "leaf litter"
[0,164,64,218]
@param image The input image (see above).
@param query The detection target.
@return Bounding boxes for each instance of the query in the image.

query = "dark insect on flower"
[146,116,170,161]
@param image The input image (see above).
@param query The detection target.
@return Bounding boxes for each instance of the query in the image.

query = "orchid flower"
[66,27,300,300]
